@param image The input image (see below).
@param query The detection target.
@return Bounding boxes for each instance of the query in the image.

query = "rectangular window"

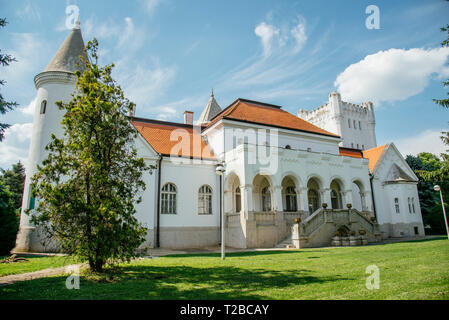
[408,197,412,213]
[29,186,36,210]
[353,120,357,129]
[412,197,416,213]
[359,121,362,130]
[348,119,351,128]
[394,198,400,214]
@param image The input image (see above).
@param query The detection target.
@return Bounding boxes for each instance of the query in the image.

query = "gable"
[370,143,418,182]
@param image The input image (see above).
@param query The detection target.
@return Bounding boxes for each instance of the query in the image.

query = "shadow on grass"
[161,249,331,259]
[0,263,351,300]
[387,236,447,245]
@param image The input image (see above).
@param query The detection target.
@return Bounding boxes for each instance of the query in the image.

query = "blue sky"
[1,0,449,169]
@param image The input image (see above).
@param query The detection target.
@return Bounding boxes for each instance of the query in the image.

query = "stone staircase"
[275,207,381,249]
[275,234,294,249]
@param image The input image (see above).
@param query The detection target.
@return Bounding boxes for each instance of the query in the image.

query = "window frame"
[40,100,47,114]
[161,183,177,215]
[198,185,213,215]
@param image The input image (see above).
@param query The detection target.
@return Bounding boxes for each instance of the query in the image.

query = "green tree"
[433,24,449,109]
[0,180,19,255]
[1,161,26,210]
[406,153,440,219]
[30,39,153,272]
[0,18,18,142]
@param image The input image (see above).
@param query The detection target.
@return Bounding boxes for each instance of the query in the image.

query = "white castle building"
[15,24,425,252]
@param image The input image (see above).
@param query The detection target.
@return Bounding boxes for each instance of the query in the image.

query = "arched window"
[331,190,340,209]
[40,100,47,114]
[198,185,212,215]
[262,187,271,212]
[308,189,319,213]
[235,187,241,213]
[394,198,400,214]
[161,183,177,214]
[285,186,297,212]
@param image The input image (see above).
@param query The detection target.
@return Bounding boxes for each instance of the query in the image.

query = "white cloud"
[143,0,165,16]
[20,97,37,116]
[115,64,177,109]
[2,33,47,99]
[254,22,280,57]
[291,22,307,53]
[0,123,33,170]
[334,47,449,104]
[394,129,447,157]
[16,0,41,21]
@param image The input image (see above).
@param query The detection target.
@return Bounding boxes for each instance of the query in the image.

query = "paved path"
[0,264,85,286]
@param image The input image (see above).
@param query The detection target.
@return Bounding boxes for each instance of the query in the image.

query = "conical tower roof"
[197,90,222,125]
[44,23,87,74]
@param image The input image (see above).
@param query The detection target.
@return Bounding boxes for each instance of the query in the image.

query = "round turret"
[15,25,87,252]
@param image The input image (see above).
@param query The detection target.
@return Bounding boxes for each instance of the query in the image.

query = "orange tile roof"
[339,147,363,159]
[132,119,215,160]
[207,99,340,138]
[362,144,387,172]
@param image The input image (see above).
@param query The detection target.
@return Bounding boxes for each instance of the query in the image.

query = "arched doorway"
[330,179,343,209]
[351,180,365,211]
[307,178,321,213]
[226,173,242,214]
[253,175,273,212]
[282,176,297,212]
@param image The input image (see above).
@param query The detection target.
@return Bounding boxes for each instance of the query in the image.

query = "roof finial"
[211,88,214,98]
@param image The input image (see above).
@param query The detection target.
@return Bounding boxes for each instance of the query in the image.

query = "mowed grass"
[0,255,77,277]
[0,237,448,300]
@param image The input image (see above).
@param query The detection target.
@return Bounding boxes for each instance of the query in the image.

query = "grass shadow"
[0,263,351,300]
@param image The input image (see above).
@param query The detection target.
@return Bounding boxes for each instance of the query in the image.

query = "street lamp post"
[434,185,449,240]
[216,164,226,260]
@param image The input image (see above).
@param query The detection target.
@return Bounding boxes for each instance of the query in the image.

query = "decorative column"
[295,187,303,213]
[223,188,233,215]
[321,188,331,209]
[363,190,373,213]
[241,185,253,220]
[299,187,309,215]
[343,189,353,208]
[273,185,284,212]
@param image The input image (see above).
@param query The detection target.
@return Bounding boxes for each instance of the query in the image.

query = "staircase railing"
[302,208,325,235]
[299,208,376,238]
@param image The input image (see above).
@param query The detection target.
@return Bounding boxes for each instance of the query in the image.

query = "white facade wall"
[370,145,425,238]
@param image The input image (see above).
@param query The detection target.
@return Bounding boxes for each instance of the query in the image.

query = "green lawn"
[0,255,77,277]
[0,237,448,300]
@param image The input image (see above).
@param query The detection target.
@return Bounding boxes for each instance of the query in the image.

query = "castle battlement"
[298,92,376,150]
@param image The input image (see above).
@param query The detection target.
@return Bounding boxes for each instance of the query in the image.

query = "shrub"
[0,181,19,255]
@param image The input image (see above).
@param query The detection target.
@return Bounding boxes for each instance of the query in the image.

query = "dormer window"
[285,145,291,150]
[40,100,47,114]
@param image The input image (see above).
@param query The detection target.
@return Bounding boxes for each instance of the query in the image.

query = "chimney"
[184,111,194,125]
[128,105,136,118]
